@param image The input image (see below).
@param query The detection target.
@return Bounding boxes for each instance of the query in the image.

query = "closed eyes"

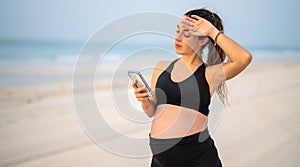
[176,25,191,38]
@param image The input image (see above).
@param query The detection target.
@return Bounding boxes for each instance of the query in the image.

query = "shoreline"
[0,60,299,89]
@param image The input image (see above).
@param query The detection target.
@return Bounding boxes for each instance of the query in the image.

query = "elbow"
[147,113,154,118]
[144,107,156,118]
[145,100,157,118]
[246,52,253,64]
[146,111,155,118]
[241,51,252,66]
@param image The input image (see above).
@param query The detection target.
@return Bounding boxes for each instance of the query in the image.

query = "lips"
[175,43,182,48]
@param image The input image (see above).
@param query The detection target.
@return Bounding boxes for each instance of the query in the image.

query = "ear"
[198,37,209,47]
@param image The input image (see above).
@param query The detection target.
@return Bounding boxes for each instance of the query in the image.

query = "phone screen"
[128,70,154,97]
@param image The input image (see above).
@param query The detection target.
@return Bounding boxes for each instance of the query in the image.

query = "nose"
[175,31,183,41]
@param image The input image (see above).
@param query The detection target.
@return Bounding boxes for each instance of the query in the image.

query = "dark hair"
[185,8,229,105]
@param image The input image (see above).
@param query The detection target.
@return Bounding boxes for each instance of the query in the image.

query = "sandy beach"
[0,61,300,167]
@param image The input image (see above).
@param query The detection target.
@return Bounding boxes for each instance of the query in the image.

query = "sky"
[0,0,299,49]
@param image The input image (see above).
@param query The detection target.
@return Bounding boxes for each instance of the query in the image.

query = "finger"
[191,15,203,20]
[136,92,150,98]
[180,19,193,27]
[181,24,193,31]
[137,97,149,102]
[184,16,197,23]
[185,24,198,32]
[192,26,200,32]
[131,80,138,88]
[135,86,146,93]
[181,21,196,31]
[134,86,146,94]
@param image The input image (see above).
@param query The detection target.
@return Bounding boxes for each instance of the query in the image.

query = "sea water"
[0,40,299,87]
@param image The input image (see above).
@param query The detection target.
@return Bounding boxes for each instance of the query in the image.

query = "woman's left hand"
[181,15,216,37]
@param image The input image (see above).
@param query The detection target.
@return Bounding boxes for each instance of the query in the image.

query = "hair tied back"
[211,12,215,20]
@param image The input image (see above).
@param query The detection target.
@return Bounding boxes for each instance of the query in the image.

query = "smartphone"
[128,70,154,97]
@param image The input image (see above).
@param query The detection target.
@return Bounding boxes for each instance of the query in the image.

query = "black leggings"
[149,128,222,167]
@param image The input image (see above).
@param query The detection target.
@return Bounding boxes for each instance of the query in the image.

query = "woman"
[132,8,252,167]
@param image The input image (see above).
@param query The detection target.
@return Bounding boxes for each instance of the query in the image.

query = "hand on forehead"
[178,16,193,29]
[178,15,213,37]
[178,15,202,30]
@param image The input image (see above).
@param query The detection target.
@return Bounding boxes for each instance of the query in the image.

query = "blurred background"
[0,0,299,166]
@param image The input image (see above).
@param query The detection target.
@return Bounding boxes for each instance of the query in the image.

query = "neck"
[180,53,203,66]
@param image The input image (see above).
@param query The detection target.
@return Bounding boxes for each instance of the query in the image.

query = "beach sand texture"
[0,62,300,167]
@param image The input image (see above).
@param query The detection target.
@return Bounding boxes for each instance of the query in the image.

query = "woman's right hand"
[131,80,150,103]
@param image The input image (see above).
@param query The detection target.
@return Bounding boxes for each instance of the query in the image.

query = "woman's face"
[174,21,201,56]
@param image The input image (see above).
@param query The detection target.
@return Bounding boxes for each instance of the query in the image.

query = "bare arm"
[131,61,170,117]
[209,29,252,80]
[131,80,156,118]
[184,15,252,81]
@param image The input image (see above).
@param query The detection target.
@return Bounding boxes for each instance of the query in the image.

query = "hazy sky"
[0,0,299,48]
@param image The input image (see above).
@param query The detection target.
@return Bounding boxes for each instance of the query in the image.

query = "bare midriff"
[150,104,208,139]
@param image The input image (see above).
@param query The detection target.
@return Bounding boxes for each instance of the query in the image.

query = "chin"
[175,48,185,55]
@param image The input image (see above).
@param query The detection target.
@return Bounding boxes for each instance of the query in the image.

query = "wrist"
[142,98,152,111]
[141,97,150,105]
[208,27,220,40]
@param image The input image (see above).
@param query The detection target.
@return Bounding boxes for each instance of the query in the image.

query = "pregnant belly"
[150,104,208,139]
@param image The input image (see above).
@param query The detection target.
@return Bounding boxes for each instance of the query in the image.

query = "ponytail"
[185,9,229,105]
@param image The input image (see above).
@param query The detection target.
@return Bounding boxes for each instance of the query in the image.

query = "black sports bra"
[155,58,211,116]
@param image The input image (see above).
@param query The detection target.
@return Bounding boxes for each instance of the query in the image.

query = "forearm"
[141,98,156,118]
[209,28,252,65]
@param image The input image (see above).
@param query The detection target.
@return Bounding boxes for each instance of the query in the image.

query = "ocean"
[0,40,299,87]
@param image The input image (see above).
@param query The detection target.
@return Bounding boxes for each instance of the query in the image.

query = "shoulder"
[154,60,172,72]
[151,60,172,83]
[150,60,173,93]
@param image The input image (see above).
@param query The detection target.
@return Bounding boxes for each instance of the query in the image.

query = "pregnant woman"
[131,8,252,166]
